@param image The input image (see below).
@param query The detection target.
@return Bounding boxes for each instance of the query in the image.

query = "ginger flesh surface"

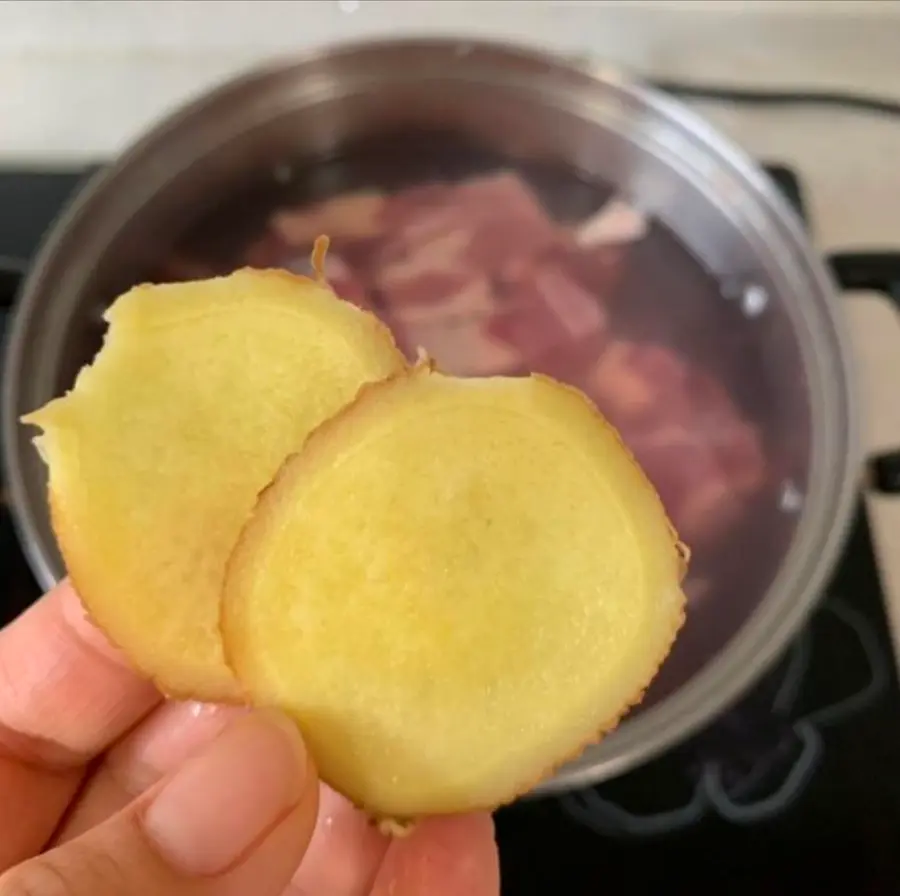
[21,269,405,699]
[223,365,687,817]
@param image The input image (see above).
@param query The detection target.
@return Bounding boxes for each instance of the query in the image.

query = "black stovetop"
[2,165,900,894]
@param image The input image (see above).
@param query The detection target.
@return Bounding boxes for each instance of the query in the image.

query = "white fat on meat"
[530,264,607,341]
[392,315,520,377]
[387,276,499,325]
[377,229,472,289]
[576,198,648,248]
[271,191,386,246]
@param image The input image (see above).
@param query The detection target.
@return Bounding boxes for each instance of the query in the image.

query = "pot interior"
[9,47,846,786]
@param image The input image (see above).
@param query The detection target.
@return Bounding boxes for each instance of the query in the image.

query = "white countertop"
[4,0,900,657]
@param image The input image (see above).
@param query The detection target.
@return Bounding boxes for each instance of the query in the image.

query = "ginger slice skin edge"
[223,363,687,817]
[21,269,406,699]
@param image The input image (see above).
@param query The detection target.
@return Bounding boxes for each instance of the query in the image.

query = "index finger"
[0,580,160,870]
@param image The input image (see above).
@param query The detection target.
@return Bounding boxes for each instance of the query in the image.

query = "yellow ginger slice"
[223,364,687,817]
[22,268,405,699]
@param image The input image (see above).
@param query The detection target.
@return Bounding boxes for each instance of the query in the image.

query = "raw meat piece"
[628,427,756,549]
[271,191,387,247]
[588,341,767,547]
[385,277,515,377]
[380,183,455,230]
[386,275,499,327]
[489,261,609,364]
[381,257,609,379]
[509,262,608,342]
[590,342,691,429]
[553,197,646,306]
[374,171,565,306]
[525,336,612,388]
[454,172,566,273]
[389,313,520,377]
[375,229,475,308]
[566,243,629,304]
[371,174,611,373]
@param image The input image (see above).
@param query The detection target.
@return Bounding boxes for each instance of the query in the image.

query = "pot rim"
[1,36,863,792]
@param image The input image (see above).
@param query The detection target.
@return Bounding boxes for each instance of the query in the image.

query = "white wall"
[2,0,900,162]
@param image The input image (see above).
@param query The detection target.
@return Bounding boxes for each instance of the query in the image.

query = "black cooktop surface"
[2,165,900,894]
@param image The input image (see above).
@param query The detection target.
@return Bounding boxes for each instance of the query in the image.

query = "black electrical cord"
[651,80,900,119]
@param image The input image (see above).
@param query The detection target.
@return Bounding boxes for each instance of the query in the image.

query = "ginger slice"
[22,269,405,699]
[223,364,687,817]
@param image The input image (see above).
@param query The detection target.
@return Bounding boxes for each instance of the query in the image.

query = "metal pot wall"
[1,38,896,796]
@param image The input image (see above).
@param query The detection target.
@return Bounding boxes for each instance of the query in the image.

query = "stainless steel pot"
[0,38,869,795]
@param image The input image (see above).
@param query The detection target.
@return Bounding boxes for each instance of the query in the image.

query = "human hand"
[0,581,500,895]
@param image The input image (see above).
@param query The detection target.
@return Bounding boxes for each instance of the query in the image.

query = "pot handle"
[827,252,900,495]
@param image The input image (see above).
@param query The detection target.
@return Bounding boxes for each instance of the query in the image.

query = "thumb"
[0,710,318,896]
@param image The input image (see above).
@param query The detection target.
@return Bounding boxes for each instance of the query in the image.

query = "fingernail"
[143,710,308,876]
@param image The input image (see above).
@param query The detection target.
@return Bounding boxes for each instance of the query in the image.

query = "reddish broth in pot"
[237,170,766,554]
[149,129,794,708]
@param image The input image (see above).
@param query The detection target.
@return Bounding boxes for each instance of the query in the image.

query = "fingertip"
[290,785,389,896]
[371,812,500,896]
